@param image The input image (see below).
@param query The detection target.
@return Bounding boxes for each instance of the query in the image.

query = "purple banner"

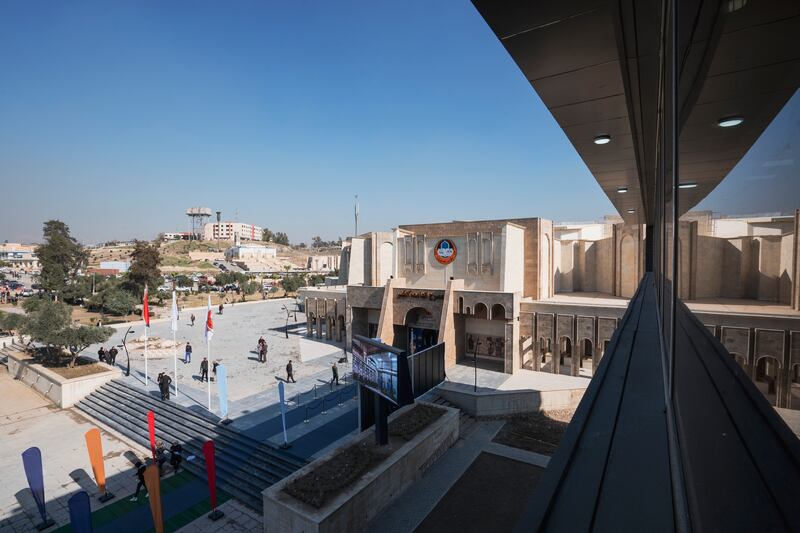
[68,491,93,533]
[21,447,48,524]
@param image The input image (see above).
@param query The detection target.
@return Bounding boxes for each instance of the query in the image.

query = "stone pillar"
[315,299,322,339]
[345,305,353,351]
[377,278,398,346]
[326,300,334,340]
[306,299,314,337]
[437,278,464,369]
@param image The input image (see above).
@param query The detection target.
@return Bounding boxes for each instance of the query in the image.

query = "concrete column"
[345,305,353,351]
[377,278,397,345]
[437,278,464,369]
[306,299,314,337]
[315,299,322,339]
[533,313,540,372]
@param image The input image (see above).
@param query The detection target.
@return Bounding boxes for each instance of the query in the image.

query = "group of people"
[130,441,183,502]
[156,371,173,400]
[97,346,119,365]
[199,357,221,382]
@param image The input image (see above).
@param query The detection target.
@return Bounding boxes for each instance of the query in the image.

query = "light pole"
[282,305,290,339]
[121,326,134,377]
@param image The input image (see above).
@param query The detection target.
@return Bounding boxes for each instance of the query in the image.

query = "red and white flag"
[143,285,150,327]
[204,295,214,342]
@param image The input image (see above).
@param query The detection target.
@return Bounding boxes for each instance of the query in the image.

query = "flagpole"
[144,321,148,389]
[172,291,178,398]
[207,336,211,411]
[143,284,150,389]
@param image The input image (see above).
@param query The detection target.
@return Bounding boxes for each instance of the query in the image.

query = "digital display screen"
[352,337,399,404]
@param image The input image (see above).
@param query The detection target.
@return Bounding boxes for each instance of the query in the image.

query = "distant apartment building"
[307,254,340,272]
[203,222,263,242]
[0,243,39,272]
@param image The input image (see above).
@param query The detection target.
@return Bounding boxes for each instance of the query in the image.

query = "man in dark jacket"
[129,460,148,502]
[331,361,339,386]
[160,372,172,400]
[97,347,106,363]
[108,346,118,365]
[286,360,296,383]
[200,358,209,382]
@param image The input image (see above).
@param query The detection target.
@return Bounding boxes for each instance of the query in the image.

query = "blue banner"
[68,491,93,533]
[217,364,228,419]
[21,447,48,524]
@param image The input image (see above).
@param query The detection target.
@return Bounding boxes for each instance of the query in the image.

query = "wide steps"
[75,378,306,511]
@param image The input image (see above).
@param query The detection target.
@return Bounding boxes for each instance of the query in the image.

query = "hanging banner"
[67,491,93,533]
[202,441,218,511]
[217,364,228,419]
[147,410,157,459]
[21,447,53,529]
[278,381,289,447]
[143,464,164,533]
[84,429,107,496]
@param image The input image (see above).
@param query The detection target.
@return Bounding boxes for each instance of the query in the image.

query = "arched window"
[490,303,505,320]
[474,303,488,319]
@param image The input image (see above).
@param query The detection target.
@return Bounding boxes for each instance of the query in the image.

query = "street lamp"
[281,305,290,339]
[120,326,135,377]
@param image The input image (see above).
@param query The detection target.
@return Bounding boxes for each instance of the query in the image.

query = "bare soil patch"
[492,409,575,455]
[284,403,445,509]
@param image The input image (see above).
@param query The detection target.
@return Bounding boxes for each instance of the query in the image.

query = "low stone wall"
[437,384,585,417]
[262,402,459,533]
[5,349,121,408]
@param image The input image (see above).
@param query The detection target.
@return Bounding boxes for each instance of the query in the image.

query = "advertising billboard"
[352,337,399,404]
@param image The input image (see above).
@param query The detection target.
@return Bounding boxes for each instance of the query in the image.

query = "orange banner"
[84,428,106,495]
[143,464,164,533]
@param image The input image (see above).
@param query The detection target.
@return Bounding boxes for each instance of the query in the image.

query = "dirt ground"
[492,409,575,455]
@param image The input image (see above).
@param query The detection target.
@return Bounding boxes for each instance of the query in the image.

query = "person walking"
[129,460,148,502]
[259,341,268,363]
[108,346,118,365]
[190,313,196,327]
[200,357,209,382]
[211,360,219,382]
[331,361,339,386]
[286,360,296,383]
[184,341,192,364]
[218,303,224,315]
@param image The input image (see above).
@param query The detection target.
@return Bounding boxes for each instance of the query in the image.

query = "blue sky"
[0,1,613,244]
[1,2,796,245]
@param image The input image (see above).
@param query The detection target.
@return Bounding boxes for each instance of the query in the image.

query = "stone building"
[300,210,800,410]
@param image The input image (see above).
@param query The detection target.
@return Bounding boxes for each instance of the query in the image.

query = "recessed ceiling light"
[627,209,636,214]
[718,116,743,128]
[593,135,611,145]
[678,182,698,189]
[617,187,628,193]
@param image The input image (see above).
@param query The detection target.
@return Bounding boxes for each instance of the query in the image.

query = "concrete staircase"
[75,379,306,511]
[431,395,477,438]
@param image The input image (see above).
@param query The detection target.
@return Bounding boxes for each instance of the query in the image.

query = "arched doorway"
[580,339,593,376]
[540,337,553,373]
[755,355,781,406]
[559,336,573,376]
[490,304,505,320]
[405,307,438,355]
[474,303,488,319]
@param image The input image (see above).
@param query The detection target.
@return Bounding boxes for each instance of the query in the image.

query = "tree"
[281,274,307,294]
[174,275,193,288]
[126,240,162,297]
[61,276,94,305]
[18,299,113,367]
[88,287,137,316]
[274,232,290,245]
[36,220,88,298]
[262,228,275,242]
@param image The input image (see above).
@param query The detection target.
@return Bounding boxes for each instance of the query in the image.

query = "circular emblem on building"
[434,239,457,265]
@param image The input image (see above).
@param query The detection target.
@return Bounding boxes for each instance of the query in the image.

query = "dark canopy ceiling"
[472,1,800,224]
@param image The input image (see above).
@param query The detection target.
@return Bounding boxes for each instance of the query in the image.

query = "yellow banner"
[84,428,106,495]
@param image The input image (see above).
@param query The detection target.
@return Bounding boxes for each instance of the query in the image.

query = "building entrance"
[409,327,438,355]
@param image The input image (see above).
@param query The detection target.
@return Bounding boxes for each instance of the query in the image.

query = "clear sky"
[0,0,614,244]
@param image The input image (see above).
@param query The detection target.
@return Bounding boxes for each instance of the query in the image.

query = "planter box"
[5,348,121,408]
[263,402,459,533]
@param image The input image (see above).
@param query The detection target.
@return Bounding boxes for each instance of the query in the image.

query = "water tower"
[186,207,212,241]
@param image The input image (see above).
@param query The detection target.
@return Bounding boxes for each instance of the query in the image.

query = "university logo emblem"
[434,239,457,265]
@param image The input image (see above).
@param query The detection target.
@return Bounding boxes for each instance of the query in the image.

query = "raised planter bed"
[5,348,121,407]
[263,401,459,533]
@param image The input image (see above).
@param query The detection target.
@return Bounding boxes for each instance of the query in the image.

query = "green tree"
[262,228,275,242]
[274,232,289,245]
[18,299,113,367]
[174,274,193,288]
[126,240,162,297]
[88,287,137,316]
[35,220,88,298]
[61,276,94,305]
[281,274,307,294]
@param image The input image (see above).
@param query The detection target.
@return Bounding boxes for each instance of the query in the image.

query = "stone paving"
[174,499,262,533]
[0,364,149,533]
